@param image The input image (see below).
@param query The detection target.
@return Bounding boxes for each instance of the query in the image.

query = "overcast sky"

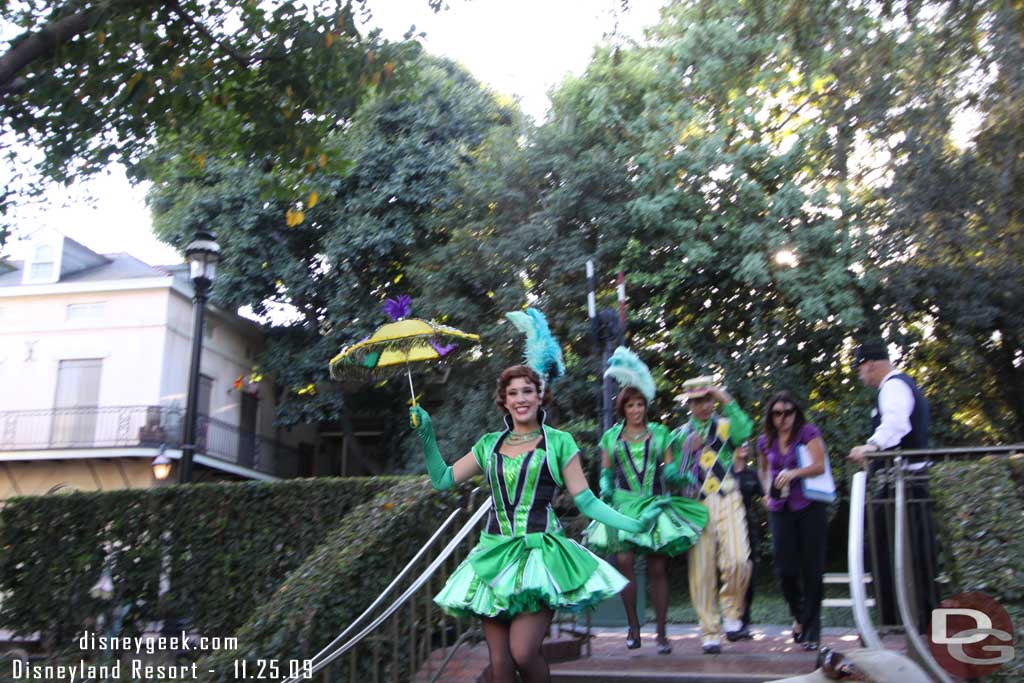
[4,0,664,265]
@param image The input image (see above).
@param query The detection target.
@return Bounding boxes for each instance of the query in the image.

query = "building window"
[198,375,213,418]
[28,245,56,283]
[50,358,103,447]
[66,302,106,321]
[194,374,214,453]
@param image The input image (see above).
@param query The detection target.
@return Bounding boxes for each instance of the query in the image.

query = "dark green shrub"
[931,455,1024,683]
[199,479,469,682]
[0,477,399,650]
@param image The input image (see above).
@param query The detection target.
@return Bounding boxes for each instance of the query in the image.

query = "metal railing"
[279,491,490,683]
[280,490,594,683]
[847,470,883,650]
[849,444,1023,681]
[0,405,299,478]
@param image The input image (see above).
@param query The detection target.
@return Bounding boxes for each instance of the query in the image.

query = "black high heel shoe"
[656,636,672,655]
[626,629,641,650]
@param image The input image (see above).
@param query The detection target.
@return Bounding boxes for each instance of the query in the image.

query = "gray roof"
[0,260,27,287]
[64,253,171,282]
[0,253,178,288]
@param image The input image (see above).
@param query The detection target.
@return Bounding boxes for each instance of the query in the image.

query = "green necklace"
[623,428,649,442]
[507,428,542,444]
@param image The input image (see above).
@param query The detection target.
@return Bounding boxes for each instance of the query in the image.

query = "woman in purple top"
[755,390,828,651]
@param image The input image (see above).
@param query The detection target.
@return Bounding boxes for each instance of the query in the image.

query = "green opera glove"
[410,406,454,491]
[664,464,698,488]
[599,468,615,502]
[575,489,662,534]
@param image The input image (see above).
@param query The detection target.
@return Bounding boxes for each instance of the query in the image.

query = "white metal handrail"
[848,471,882,650]
[854,445,1022,681]
[280,497,492,683]
[299,507,462,673]
[894,462,953,683]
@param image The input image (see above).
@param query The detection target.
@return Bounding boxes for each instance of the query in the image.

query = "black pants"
[769,501,828,642]
[868,476,939,632]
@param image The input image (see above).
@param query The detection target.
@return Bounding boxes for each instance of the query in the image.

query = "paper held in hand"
[797,444,836,503]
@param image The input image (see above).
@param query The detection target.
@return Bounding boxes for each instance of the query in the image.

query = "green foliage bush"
[0,477,400,650]
[931,455,1024,682]
[199,478,468,682]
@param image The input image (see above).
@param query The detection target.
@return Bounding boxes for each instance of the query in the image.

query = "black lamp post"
[179,230,220,483]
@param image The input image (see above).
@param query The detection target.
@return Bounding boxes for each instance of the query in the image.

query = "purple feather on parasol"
[382,295,412,321]
[430,340,458,357]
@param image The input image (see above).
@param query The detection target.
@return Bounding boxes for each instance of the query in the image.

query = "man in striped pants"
[668,377,754,654]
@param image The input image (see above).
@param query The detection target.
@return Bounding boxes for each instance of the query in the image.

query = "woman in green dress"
[584,348,709,654]
[410,364,661,683]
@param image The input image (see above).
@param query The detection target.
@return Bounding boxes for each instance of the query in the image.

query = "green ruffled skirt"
[583,490,709,556]
[434,531,628,619]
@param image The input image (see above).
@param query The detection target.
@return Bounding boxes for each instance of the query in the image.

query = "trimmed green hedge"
[199,479,469,682]
[931,454,1024,683]
[0,477,400,650]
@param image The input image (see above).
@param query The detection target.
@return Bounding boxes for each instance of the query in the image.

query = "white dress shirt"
[867,370,914,450]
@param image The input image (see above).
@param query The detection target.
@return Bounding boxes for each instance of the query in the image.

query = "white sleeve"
[868,379,914,450]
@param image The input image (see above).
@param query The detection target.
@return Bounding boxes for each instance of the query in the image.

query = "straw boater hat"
[766,648,931,683]
[674,375,716,403]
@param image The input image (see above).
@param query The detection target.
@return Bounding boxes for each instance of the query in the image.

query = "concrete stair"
[415,624,907,683]
[551,652,816,682]
[821,572,874,609]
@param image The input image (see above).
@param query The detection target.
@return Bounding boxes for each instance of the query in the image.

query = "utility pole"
[587,261,627,432]
[586,260,602,429]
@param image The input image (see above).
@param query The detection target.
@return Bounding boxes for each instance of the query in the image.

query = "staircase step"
[823,572,873,584]
[552,673,800,683]
[822,597,875,608]
[551,653,817,683]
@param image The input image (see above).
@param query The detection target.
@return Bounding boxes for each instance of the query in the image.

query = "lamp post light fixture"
[152,444,172,481]
[179,230,221,483]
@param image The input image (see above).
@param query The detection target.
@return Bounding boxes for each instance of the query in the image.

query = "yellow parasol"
[329,299,479,425]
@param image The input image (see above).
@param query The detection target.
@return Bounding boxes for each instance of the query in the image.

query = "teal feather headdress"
[505,308,565,396]
[604,346,656,402]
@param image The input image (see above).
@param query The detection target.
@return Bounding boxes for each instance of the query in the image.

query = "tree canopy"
[0,0,435,243]
[148,54,526,463]
[148,0,1023,463]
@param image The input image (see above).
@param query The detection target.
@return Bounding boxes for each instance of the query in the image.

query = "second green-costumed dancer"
[584,347,709,654]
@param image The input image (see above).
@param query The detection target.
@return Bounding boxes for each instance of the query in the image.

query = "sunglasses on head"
[771,407,796,418]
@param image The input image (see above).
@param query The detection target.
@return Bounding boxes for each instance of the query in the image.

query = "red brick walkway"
[415,625,907,683]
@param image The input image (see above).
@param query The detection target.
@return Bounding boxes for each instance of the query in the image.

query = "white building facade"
[0,229,313,498]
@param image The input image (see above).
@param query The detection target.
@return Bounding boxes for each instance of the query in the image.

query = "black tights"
[616,551,669,640]
[482,609,553,683]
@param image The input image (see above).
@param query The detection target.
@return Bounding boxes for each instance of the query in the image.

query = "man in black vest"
[848,342,938,633]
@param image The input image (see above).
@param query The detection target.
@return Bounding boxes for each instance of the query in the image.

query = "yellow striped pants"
[687,488,752,637]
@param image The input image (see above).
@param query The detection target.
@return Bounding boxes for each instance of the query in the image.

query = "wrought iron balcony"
[0,405,298,478]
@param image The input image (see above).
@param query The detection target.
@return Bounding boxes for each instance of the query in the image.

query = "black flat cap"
[854,341,889,366]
